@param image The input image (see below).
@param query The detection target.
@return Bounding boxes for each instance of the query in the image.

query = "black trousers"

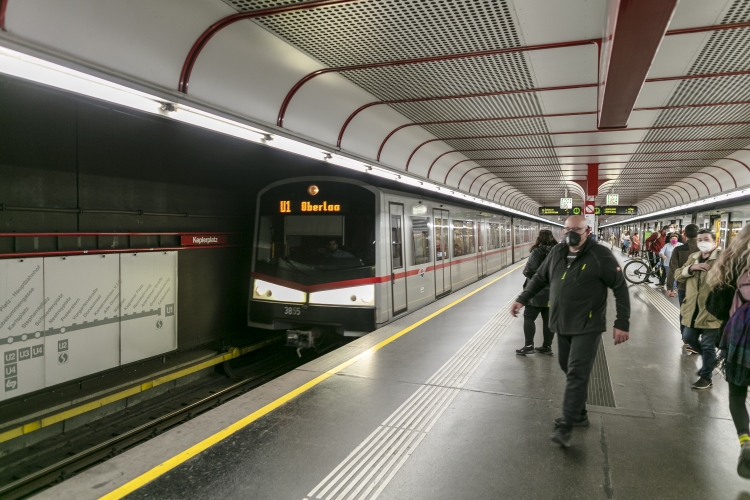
[557,331,602,428]
[523,305,553,347]
[729,382,750,435]
[647,251,664,283]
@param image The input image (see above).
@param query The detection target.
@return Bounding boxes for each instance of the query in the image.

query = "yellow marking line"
[0,336,283,444]
[100,264,524,500]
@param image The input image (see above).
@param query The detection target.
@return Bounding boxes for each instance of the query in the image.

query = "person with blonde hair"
[707,225,750,478]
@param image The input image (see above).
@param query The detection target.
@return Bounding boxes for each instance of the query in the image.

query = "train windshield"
[254,181,376,286]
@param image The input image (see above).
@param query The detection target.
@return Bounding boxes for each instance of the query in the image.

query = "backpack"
[719,291,750,385]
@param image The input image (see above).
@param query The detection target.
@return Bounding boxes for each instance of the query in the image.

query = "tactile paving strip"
[303,298,517,500]
[587,340,616,408]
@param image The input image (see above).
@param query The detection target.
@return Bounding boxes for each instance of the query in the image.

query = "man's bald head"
[565,215,588,230]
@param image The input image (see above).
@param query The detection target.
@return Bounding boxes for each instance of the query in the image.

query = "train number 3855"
[284,307,301,316]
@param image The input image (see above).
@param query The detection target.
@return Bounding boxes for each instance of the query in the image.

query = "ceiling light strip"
[600,187,750,228]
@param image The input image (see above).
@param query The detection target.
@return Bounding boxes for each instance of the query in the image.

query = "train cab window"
[411,217,431,265]
[452,219,476,256]
[255,181,376,286]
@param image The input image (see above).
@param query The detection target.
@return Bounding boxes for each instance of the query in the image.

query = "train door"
[389,203,408,315]
[433,209,451,297]
[477,217,487,277]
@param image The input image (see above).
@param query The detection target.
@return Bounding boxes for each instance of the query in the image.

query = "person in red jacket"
[645,228,667,285]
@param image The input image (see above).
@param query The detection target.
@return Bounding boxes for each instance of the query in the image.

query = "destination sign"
[540,206,638,216]
[538,207,582,216]
[279,200,348,214]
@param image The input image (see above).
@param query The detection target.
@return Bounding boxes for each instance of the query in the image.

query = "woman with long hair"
[517,229,558,355]
[707,225,750,478]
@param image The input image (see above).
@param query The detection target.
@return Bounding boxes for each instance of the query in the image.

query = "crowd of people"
[510,215,750,478]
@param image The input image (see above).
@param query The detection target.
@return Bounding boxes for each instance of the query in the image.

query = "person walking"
[646,229,667,285]
[510,215,630,448]
[609,232,616,250]
[516,230,558,355]
[667,224,700,344]
[630,232,641,257]
[621,231,630,254]
[660,233,680,290]
[675,228,723,389]
[706,225,750,477]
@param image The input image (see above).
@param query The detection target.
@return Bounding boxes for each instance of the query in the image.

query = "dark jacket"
[523,245,552,308]
[516,236,630,335]
[666,238,699,292]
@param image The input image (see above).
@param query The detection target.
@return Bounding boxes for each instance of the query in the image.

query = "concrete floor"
[38,246,750,500]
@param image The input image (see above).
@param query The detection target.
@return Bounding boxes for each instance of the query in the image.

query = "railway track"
[0,338,343,500]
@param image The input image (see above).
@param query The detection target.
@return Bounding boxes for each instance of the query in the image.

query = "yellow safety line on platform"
[0,336,283,445]
[100,263,524,500]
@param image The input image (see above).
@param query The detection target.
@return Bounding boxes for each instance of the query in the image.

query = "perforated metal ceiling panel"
[218,0,750,212]
[611,3,750,207]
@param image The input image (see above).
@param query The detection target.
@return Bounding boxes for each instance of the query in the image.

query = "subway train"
[248,177,559,346]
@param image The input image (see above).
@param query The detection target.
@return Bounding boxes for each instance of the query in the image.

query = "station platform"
[37,247,749,500]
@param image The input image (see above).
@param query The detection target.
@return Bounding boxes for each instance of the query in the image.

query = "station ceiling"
[2,0,750,222]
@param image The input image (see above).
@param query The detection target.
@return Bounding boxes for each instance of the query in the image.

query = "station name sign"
[539,206,638,216]
[279,200,347,213]
[181,235,228,246]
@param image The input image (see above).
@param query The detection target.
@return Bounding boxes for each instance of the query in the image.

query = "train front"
[249,180,377,348]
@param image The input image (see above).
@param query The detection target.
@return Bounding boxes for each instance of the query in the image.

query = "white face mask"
[697,241,715,253]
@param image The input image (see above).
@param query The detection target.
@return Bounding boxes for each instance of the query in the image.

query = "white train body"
[249,177,558,336]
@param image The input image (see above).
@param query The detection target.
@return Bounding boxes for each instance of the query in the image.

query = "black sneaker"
[550,425,572,448]
[738,442,750,479]
[534,346,553,355]
[516,345,535,355]
[692,377,712,390]
[554,415,590,427]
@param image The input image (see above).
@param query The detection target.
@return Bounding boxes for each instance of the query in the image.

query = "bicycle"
[623,256,663,285]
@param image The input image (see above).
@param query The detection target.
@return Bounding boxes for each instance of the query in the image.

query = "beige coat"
[675,248,722,329]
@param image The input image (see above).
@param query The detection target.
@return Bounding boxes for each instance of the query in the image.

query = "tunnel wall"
[0,77,339,350]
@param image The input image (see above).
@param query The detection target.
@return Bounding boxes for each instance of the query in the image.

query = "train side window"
[452,220,476,256]
[486,223,498,250]
[411,217,431,265]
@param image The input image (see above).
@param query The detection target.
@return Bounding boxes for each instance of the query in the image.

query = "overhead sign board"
[559,198,573,209]
[538,207,582,216]
[599,206,638,215]
[540,206,638,216]
[606,194,619,205]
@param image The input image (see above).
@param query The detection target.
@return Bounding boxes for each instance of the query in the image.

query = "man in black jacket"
[510,215,630,448]
[666,224,699,339]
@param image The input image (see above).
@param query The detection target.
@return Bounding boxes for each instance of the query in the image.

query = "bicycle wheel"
[624,260,651,284]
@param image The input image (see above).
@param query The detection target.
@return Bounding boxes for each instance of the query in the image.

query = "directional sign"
[560,198,573,209]
[538,207,582,216]
[599,206,638,215]
[606,194,619,205]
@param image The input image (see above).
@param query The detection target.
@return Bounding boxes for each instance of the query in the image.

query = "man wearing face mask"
[675,228,723,389]
[666,224,700,340]
[660,232,680,290]
[510,215,630,448]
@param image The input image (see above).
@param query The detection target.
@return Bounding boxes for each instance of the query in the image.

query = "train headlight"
[253,279,306,303]
[309,284,375,307]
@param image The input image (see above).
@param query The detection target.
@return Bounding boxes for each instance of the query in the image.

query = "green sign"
[599,206,638,215]
[538,206,582,216]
